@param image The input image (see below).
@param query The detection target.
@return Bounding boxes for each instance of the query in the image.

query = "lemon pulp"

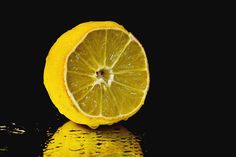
[65,28,149,118]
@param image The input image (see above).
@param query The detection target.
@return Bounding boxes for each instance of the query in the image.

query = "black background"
[0,1,210,156]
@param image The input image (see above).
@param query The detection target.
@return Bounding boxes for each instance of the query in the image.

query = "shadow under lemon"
[43,121,143,157]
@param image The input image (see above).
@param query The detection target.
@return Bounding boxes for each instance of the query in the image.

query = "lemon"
[44,21,150,128]
[43,121,143,157]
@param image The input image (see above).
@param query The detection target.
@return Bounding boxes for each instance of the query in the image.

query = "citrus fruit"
[43,121,143,157]
[44,21,150,128]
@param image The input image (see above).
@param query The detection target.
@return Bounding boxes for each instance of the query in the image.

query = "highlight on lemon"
[44,21,150,128]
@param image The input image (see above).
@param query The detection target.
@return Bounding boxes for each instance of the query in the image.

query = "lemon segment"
[105,29,130,67]
[114,71,148,90]
[67,52,95,75]
[76,30,106,67]
[112,40,147,71]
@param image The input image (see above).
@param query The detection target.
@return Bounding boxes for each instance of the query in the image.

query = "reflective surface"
[44,121,143,156]
[0,117,147,156]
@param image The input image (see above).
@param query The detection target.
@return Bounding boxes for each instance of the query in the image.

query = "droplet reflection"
[43,121,143,156]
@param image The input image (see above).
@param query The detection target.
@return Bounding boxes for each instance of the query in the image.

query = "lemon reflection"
[43,121,143,157]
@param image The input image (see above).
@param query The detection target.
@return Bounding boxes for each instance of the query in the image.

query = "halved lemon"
[44,21,150,128]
